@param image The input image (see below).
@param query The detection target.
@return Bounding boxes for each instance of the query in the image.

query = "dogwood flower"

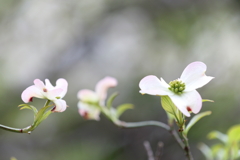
[21,78,68,112]
[77,76,117,120]
[139,61,214,117]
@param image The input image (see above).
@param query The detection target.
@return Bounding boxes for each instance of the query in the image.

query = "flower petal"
[33,79,45,90]
[160,78,171,88]
[56,78,68,98]
[95,76,117,103]
[21,86,44,103]
[45,79,54,90]
[180,61,214,91]
[170,90,202,117]
[139,75,172,96]
[47,88,63,100]
[77,89,99,103]
[52,99,67,112]
[78,102,100,121]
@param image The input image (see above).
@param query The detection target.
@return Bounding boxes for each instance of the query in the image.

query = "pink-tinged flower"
[77,77,117,120]
[139,61,214,117]
[21,78,68,112]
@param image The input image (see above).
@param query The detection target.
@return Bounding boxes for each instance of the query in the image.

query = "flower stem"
[169,125,185,149]
[116,120,170,130]
[0,124,32,133]
[0,100,52,134]
[99,104,170,130]
[179,131,194,160]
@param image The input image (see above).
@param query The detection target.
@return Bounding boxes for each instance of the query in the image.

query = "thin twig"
[0,100,52,134]
[143,141,155,160]
[115,120,185,154]
[110,116,190,159]
[0,124,31,133]
[169,125,185,149]
[155,142,164,160]
[117,120,170,130]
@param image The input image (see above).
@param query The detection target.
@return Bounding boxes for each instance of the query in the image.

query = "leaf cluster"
[18,101,53,133]
[199,125,240,160]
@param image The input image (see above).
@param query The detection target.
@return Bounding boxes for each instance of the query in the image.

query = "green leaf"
[211,144,225,159]
[198,143,213,160]
[40,110,52,122]
[184,111,212,135]
[202,99,214,103]
[161,96,185,127]
[106,92,118,108]
[207,131,228,143]
[18,104,38,116]
[34,104,52,126]
[166,112,175,126]
[229,140,240,159]
[116,103,134,118]
[161,96,177,116]
[227,125,240,143]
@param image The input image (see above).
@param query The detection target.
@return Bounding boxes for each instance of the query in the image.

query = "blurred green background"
[0,0,239,159]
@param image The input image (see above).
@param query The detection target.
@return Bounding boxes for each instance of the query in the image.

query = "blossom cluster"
[20,61,213,121]
[1,61,215,160]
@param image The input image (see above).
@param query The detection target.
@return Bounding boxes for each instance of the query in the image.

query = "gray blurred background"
[0,0,239,159]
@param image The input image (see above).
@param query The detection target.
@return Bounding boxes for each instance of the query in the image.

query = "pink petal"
[77,89,99,103]
[56,78,68,98]
[78,102,100,121]
[95,77,117,102]
[139,75,173,96]
[170,90,202,117]
[21,86,44,103]
[33,79,45,90]
[180,62,214,91]
[52,99,67,112]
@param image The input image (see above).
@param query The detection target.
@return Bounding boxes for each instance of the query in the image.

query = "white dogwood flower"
[139,61,214,117]
[21,78,68,112]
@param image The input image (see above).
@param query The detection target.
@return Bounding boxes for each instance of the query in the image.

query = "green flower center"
[168,80,185,95]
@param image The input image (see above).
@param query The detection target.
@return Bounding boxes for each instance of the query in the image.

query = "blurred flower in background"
[0,0,239,160]
[77,76,117,120]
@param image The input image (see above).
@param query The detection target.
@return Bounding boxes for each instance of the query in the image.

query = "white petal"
[78,102,100,121]
[52,99,67,112]
[56,78,68,98]
[33,79,45,90]
[45,79,54,90]
[180,61,214,91]
[170,90,202,117]
[139,75,172,96]
[21,86,44,103]
[184,76,214,91]
[160,78,171,88]
[47,88,63,100]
